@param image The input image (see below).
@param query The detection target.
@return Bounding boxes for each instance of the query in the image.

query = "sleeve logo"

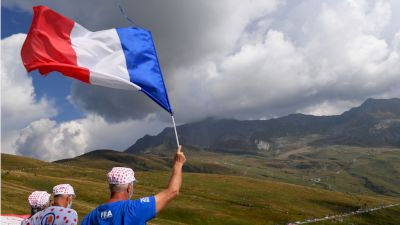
[100,210,113,219]
[140,197,150,203]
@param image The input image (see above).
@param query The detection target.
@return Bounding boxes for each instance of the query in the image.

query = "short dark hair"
[31,207,45,216]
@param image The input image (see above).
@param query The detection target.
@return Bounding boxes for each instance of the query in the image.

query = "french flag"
[21,6,172,113]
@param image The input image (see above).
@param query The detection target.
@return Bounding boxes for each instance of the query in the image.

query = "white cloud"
[15,114,166,161]
[1,34,57,154]
[170,29,312,120]
[169,0,400,120]
[15,118,86,161]
[80,114,167,152]
[297,100,361,116]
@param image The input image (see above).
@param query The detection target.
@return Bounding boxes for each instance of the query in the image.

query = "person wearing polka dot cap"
[81,145,187,225]
[21,191,51,225]
[21,184,78,225]
[28,191,51,215]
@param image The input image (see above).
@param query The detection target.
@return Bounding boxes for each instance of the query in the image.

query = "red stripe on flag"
[21,6,90,83]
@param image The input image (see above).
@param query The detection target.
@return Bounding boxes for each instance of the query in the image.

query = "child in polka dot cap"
[21,190,51,225]
[21,184,78,225]
[28,191,51,215]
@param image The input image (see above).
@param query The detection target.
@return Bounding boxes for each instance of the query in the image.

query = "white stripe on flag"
[70,23,140,91]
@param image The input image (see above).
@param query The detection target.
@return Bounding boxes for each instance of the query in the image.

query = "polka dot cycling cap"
[107,167,136,184]
[53,184,75,197]
[28,191,51,208]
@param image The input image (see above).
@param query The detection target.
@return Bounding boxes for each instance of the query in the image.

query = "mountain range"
[126,98,400,154]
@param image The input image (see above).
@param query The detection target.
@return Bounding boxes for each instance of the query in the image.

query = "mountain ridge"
[126,98,400,153]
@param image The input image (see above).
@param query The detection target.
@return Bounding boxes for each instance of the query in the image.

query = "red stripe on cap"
[21,6,90,83]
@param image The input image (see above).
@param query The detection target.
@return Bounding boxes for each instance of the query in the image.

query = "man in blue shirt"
[81,146,186,225]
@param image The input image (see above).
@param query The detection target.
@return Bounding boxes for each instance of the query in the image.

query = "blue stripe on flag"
[116,27,172,113]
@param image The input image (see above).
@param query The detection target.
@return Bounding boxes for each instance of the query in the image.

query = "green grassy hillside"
[2,154,399,225]
[58,143,400,196]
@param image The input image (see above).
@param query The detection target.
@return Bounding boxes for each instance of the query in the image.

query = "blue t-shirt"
[81,196,156,225]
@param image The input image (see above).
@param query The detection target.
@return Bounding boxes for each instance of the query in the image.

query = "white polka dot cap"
[107,167,136,184]
[53,184,75,197]
[28,191,51,208]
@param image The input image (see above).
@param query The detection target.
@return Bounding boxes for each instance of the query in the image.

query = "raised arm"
[155,145,186,213]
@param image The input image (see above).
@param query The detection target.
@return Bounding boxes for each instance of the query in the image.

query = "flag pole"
[171,114,180,147]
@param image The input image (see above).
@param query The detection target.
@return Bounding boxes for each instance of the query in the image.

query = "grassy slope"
[61,144,400,196]
[2,154,399,225]
[152,144,400,196]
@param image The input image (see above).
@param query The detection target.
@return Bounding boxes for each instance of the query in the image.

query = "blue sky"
[1,7,30,38]
[2,0,400,161]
